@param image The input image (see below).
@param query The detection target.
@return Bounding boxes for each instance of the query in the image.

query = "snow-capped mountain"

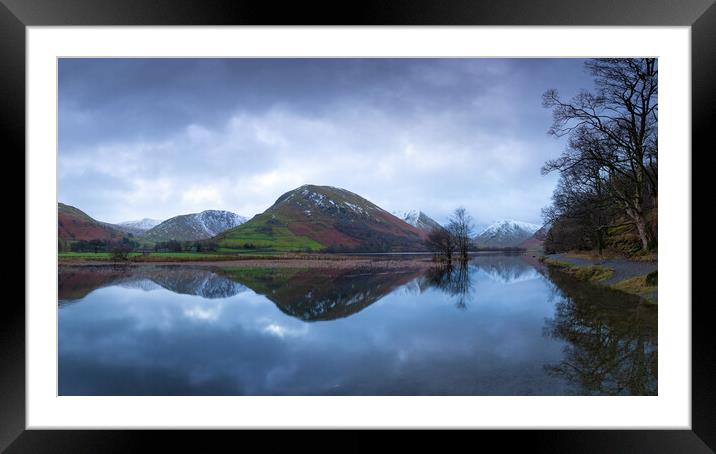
[145,210,247,241]
[474,219,541,248]
[392,210,443,233]
[118,218,163,231]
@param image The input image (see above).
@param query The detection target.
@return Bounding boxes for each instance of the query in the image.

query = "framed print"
[4,0,714,451]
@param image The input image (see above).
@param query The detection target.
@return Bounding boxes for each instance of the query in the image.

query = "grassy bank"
[59,251,241,262]
[57,251,435,269]
[541,255,657,303]
[611,272,658,299]
[541,258,615,283]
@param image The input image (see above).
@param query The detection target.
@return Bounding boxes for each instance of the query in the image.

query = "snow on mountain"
[118,218,163,231]
[474,219,541,248]
[277,185,388,221]
[478,219,541,236]
[394,210,420,226]
[392,210,443,233]
[193,210,247,236]
[145,210,247,241]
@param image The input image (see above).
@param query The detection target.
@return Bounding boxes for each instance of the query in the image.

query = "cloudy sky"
[59,58,593,227]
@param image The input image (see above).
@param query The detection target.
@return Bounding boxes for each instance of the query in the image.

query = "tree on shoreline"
[425,207,475,264]
[425,227,456,264]
[542,58,658,253]
[448,207,475,262]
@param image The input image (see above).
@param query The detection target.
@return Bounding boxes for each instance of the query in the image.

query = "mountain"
[517,222,551,250]
[58,203,125,241]
[393,210,443,233]
[118,218,163,231]
[144,210,246,242]
[474,219,541,248]
[217,184,426,252]
[533,223,551,241]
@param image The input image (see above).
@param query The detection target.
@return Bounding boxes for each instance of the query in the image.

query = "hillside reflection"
[58,265,247,304]
[60,257,542,319]
[471,254,541,283]
[224,267,424,321]
[59,256,580,316]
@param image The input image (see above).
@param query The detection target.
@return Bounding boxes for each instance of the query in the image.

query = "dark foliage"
[424,227,456,263]
[542,58,658,254]
[154,240,183,252]
[110,246,131,261]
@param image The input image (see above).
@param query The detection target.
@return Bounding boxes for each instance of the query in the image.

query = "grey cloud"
[59,58,593,225]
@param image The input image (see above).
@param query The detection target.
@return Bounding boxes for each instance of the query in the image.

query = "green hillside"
[215,184,425,253]
[216,211,324,252]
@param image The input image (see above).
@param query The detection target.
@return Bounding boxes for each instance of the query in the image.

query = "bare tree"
[425,227,456,264]
[543,155,621,255]
[448,207,475,262]
[542,58,657,252]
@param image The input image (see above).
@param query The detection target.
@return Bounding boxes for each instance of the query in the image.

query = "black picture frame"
[4,0,713,451]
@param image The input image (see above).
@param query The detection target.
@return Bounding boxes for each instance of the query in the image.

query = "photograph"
[3,0,709,446]
[56,57,658,397]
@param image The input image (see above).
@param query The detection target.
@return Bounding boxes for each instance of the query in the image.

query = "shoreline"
[57,251,526,268]
[58,255,439,270]
[540,252,658,303]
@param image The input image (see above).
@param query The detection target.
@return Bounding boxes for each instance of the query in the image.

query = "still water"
[58,255,657,395]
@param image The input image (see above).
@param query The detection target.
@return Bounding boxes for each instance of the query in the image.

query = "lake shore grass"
[540,252,657,303]
[58,251,437,269]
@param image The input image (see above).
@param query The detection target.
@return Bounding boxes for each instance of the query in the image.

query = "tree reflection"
[542,268,657,395]
[424,263,474,310]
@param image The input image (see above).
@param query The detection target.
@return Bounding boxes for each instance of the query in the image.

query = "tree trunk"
[594,229,604,256]
[633,213,650,252]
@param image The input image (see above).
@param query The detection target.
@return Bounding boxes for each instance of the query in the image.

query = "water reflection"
[541,268,657,395]
[58,255,657,395]
[58,256,540,312]
[59,265,246,304]
[423,264,473,310]
[223,267,423,321]
[469,253,542,284]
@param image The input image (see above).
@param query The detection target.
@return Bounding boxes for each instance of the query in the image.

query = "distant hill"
[474,219,541,248]
[58,203,125,242]
[393,210,443,234]
[144,210,246,242]
[517,223,551,251]
[217,184,426,252]
[533,223,550,241]
[118,218,163,231]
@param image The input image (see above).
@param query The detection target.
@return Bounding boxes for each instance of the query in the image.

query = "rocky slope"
[393,210,443,234]
[144,210,246,242]
[474,219,541,248]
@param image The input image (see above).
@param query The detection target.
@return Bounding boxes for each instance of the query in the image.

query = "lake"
[58,254,657,395]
